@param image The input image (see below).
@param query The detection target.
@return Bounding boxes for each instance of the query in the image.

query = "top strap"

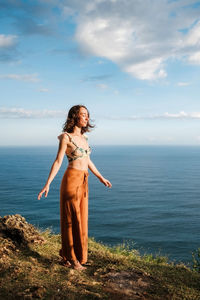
[63,132,79,147]
[58,132,88,147]
[83,134,88,141]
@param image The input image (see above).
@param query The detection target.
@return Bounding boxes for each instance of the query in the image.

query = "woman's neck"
[72,126,82,136]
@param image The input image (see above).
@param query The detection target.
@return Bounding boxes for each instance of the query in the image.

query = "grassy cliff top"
[0,214,200,300]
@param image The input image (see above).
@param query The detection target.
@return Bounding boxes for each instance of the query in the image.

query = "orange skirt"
[59,167,89,264]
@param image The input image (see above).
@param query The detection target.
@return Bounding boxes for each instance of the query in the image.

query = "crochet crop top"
[57,132,91,162]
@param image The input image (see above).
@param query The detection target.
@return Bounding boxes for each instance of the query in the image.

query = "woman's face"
[77,107,89,127]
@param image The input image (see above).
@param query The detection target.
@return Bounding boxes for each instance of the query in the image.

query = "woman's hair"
[62,105,95,134]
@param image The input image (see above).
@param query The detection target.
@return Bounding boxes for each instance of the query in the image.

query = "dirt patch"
[101,269,155,299]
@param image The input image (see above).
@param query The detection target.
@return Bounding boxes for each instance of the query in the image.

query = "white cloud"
[0,73,40,82]
[0,107,65,119]
[185,20,200,46]
[101,110,200,120]
[63,0,200,80]
[147,136,157,142]
[0,34,17,48]
[114,89,119,95]
[96,83,108,89]
[1,107,200,120]
[162,111,200,119]
[124,58,167,80]
[76,18,133,60]
[177,82,191,86]
[147,136,174,143]
[62,6,75,17]
[188,51,200,64]
[145,111,200,120]
[97,60,104,64]
[39,88,49,92]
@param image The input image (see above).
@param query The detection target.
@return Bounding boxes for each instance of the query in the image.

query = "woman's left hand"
[99,177,112,188]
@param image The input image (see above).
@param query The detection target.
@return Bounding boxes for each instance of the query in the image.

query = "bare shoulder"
[57,132,70,143]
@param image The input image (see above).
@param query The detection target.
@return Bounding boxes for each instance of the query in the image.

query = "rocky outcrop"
[0,214,45,257]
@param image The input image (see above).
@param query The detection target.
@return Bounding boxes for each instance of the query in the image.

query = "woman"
[38,105,112,270]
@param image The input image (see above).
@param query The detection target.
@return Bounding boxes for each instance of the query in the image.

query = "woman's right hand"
[37,184,50,200]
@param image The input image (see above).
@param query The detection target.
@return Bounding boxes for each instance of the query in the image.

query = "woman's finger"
[105,179,112,187]
[107,181,112,187]
[38,189,44,200]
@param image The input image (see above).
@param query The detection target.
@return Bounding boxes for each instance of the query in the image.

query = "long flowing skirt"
[59,167,89,264]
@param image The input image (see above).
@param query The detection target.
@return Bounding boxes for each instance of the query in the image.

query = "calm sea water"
[1,145,200,264]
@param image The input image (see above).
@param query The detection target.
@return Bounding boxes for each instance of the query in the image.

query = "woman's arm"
[88,157,112,188]
[37,134,69,200]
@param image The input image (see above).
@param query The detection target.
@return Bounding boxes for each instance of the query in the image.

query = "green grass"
[1,227,200,299]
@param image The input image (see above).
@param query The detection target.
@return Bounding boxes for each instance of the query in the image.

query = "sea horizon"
[1,145,200,264]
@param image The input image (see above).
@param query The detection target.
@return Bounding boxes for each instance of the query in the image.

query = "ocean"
[1,145,200,264]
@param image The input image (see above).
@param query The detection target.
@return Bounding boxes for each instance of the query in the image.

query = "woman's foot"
[59,249,72,267]
[59,259,72,267]
[63,260,72,267]
[71,260,86,270]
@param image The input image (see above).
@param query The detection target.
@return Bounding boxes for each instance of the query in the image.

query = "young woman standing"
[38,105,112,270]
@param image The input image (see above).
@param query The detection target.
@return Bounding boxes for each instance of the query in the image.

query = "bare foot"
[71,260,86,270]
[63,260,71,267]
[59,249,72,267]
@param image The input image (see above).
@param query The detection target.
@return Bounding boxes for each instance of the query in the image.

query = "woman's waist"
[67,160,89,172]
[61,167,89,188]
[67,166,88,174]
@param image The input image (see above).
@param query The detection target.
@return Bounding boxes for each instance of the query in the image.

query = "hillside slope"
[0,214,200,299]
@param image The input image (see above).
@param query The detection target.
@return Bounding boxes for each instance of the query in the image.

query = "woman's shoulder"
[57,132,71,141]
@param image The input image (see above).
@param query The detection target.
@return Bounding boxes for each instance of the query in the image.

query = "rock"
[0,214,45,249]
[0,236,16,256]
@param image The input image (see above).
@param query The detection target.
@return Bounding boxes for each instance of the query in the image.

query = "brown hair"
[62,105,95,134]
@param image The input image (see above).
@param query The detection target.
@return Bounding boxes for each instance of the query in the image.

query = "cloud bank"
[0,34,18,62]
[2,0,200,80]
[0,73,40,82]
[0,107,65,119]
[0,34,17,48]
[61,0,200,80]
[1,107,200,120]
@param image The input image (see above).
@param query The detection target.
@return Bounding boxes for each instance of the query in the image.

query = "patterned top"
[57,132,91,162]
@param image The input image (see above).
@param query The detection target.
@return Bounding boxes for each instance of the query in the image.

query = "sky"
[1,0,200,146]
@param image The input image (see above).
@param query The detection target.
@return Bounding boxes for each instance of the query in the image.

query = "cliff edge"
[0,214,200,300]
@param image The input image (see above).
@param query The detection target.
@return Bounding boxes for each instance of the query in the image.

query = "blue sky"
[1,0,200,146]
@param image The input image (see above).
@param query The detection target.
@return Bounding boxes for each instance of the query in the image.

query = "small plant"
[143,253,168,264]
[192,248,200,272]
[110,240,139,257]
